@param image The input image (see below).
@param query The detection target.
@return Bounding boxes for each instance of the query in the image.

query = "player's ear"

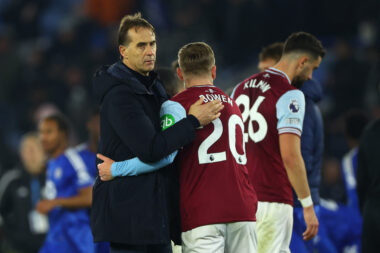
[298,56,308,69]
[177,67,184,81]
[119,45,128,59]
[211,65,216,80]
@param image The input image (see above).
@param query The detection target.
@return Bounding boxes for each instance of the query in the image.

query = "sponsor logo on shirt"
[161,114,175,131]
[285,118,301,124]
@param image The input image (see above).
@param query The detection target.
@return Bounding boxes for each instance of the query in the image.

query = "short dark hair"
[259,42,284,62]
[118,12,154,46]
[283,32,326,59]
[43,114,70,136]
[178,42,215,76]
[344,109,369,140]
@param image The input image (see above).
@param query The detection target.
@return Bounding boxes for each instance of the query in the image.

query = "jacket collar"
[107,61,157,95]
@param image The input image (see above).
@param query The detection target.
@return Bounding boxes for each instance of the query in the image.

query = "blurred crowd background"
[0,0,380,247]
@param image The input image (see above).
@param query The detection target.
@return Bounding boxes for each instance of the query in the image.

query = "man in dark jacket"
[357,117,380,252]
[91,13,223,253]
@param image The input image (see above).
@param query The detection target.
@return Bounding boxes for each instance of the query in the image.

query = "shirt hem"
[182,216,256,232]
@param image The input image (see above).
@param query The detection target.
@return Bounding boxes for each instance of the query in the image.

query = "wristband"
[299,196,313,208]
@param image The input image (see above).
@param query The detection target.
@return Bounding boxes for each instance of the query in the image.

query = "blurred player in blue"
[37,114,95,253]
[257,42,336,253]
[76,110,110,253]
[76,110,100,179]
[320,110,369,253]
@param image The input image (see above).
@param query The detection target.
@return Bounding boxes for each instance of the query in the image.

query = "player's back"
[231,67,305,206]
[171,85,257,232]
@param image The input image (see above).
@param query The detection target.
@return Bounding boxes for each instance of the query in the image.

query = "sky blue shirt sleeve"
[276,89,305,136]
[111,100,186,177]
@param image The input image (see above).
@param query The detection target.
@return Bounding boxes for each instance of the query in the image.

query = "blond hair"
[178,42,215,76]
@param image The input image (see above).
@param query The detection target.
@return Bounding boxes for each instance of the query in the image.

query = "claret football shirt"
[161,85,258,232]
[231,67,305,206]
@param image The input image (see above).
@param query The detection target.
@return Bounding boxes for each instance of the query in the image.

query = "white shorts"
[256,201,293,253]
[181,221,257,253]
[171,241,182,253]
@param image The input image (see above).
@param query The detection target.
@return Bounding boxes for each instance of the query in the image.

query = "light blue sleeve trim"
[276,90,305,136]
[111,151,178,176]
[160,100,186,129]
[111,100,186,177]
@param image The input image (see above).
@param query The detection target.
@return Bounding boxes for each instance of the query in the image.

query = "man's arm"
[36,186,92,214]
[97,152,177,181]
[106,87,222,163]
[97,100,186,181]
[280,134,318,240]
[280,134,311,199]
[276,89,318,240]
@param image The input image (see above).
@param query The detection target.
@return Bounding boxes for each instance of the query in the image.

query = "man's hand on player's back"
[188,98,224,126]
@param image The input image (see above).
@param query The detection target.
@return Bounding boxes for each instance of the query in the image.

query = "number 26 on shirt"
[235,95,268,143]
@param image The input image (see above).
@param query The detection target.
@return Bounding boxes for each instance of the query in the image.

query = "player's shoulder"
[75,143,87,152]
[232,70,285,98]
[171,87,191,101]
[75,144,95,158]
[55,152,72,167]
[62,148,86,170]
[233,72,262,92]
[276,89,305,115]
[171,85,215,106]
[161,99,186,116]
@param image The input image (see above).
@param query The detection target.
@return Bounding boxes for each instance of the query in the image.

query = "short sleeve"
[276,90,305,136]
[160,100,186,130]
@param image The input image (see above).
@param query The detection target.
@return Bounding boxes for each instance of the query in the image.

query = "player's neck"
[50,143,67,159]
[272,60,296,83]
[184,76,214,88]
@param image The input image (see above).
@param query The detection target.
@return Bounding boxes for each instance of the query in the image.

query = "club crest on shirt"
[205,88,215,93]
[54,167,63,179]
[289,99,300,113]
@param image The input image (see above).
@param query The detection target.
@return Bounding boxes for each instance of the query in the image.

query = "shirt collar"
[266,67,291,84]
